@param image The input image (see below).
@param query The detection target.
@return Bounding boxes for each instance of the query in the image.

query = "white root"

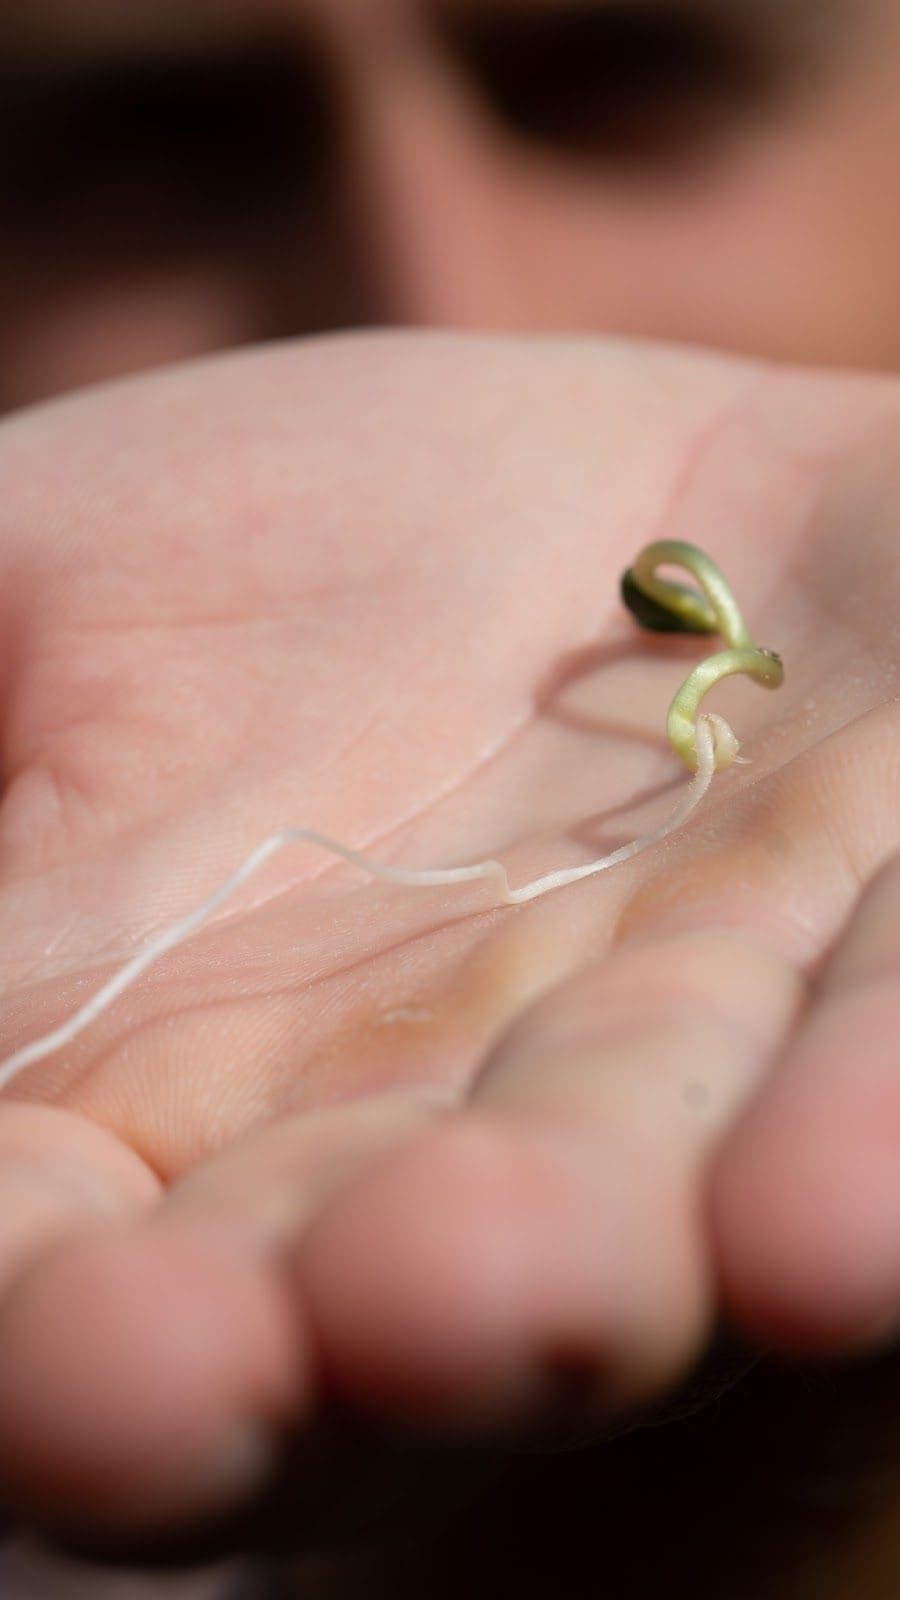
[0,716,722,1093]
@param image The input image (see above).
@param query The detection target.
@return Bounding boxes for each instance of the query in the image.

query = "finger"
[158,1085,452,1247]
[0,1102,206,1531]
[0,1101,301,1538]
[0,1228,306,1539]
[0,1087,442,1539]
[711,848,900,1352]
[292,926,802,1428]
[0,1102,159,1285]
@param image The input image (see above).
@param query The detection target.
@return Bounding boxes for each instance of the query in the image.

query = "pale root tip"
[705,713,741,771]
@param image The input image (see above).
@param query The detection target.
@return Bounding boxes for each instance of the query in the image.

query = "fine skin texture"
[0,333,897,1546]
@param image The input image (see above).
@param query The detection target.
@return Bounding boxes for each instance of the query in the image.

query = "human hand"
[0,333,896,1550]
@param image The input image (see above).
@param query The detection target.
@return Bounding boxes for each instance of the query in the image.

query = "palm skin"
[0,332,897,1547]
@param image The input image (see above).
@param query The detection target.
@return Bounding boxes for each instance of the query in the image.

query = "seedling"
[0,540,782,1090]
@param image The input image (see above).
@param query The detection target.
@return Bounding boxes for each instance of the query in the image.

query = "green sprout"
[621,540,784,772]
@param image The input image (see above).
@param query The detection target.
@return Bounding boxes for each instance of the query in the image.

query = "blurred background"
[2,0,900,414]
[1,2,900,1595]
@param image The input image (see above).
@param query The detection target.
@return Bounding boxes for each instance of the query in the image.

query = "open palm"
[0,333,897,1548]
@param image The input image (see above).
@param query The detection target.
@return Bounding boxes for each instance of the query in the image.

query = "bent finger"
[0,1103,310,1536]
[711,849,900,1351]
[0,1101,159,1286]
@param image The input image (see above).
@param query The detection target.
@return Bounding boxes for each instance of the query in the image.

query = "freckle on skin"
[684,1079,711,1110]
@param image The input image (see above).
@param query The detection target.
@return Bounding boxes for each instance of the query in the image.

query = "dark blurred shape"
[0,38,331,258]
[285,1347,900,1599]
[439,1,781,168]
[620,567,711,633]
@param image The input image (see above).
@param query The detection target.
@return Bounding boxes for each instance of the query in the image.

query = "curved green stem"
[623,541,784,771]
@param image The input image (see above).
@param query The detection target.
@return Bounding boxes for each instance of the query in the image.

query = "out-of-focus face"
[2,0,900,409]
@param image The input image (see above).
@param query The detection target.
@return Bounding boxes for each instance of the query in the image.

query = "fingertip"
[297,1116,707,1428]
[296,1120,550,1424]
[710,1072,900,1353]
[0,1225,308,1532]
